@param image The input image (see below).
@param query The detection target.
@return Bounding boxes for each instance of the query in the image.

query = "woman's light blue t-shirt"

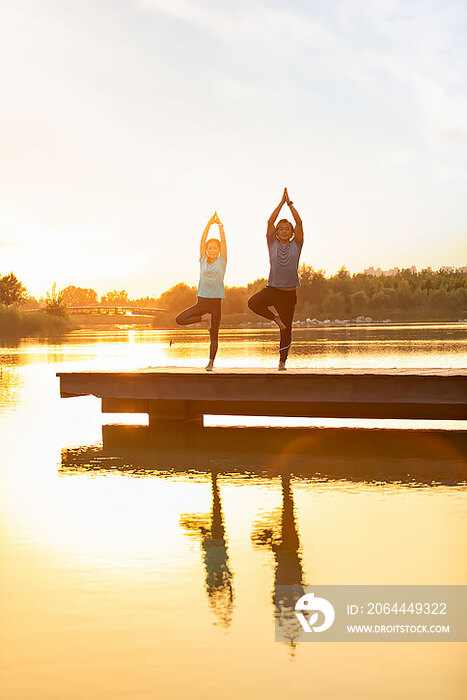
[197,254,226,299]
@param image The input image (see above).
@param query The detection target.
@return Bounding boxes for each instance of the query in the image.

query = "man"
[248,188,304,370]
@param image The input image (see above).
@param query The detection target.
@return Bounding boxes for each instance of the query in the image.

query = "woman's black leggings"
[248,287,297,362]
[176,297,222,360]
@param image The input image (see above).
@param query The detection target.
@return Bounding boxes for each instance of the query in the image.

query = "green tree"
[101,290,129,305]
[396,280,412,309]
[371,287,397,314]
[351,290,370,315]
[0,272,27,306]
[430,288,452,315]
[299,265,327,309]
[330,267,353,314]
[371,289,391,314]
[45,283,68,317]
[412,289,428,310]
[453,287,467,316]
[322,291,345,318]
[156,283,196,312]
[224,286,247,314]
[246,278,268,297]
[133,296,160,308]
[62,286,98,306]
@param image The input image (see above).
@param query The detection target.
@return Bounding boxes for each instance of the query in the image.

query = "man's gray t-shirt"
[267,236,303,287]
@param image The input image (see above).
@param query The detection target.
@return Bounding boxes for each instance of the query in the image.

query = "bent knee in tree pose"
[175,212,227,371]
[248,187,304,370]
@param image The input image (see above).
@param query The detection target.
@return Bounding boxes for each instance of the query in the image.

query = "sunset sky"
[0,0,466,298]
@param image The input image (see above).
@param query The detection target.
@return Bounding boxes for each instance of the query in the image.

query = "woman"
[176,212,227,371]
[248,188,303,370]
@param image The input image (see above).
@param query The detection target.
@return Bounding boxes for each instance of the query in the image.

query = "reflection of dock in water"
[62,423,466,482]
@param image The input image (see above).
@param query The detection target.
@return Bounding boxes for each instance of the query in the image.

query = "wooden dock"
[57,367,467,423]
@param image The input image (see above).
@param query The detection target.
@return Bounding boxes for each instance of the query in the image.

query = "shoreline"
[70,318,467,332]
[2,315,466,340]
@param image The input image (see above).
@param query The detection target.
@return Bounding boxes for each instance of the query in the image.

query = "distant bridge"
[67,305,167,317]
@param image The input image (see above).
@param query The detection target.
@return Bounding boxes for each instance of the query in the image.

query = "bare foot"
[205,360,214,371]
[273,315,287,330]
[278,361,287,371]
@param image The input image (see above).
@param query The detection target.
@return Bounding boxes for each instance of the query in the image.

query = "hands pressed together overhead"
[267,187,303,242]
[281,187,293,207]
[208,211,223,228]
[200,211,227,261]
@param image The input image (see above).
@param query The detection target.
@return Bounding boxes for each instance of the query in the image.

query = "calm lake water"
[1,325,466,699]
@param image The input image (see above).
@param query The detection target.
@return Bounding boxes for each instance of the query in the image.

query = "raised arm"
[267,188,288,238]
[200,213,216,260]
[285,189,304,243]
[217,215,227,261]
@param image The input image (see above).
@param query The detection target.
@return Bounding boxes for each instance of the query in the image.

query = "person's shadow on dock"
[180,471,234,629]
[251,474,305,652]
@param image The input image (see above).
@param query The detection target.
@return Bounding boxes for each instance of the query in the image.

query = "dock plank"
[57,367,467,421]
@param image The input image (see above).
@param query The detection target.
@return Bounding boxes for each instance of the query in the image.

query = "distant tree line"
[130,266,467,323]
[295,265,467,321]
[1,267,467,330]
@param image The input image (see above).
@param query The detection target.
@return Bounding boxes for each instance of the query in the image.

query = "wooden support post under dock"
[57,368,467,422]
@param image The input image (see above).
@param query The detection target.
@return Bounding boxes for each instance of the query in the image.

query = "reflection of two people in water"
[62,440,306,642]
[179,469,304,644]
[61,424,465,646]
